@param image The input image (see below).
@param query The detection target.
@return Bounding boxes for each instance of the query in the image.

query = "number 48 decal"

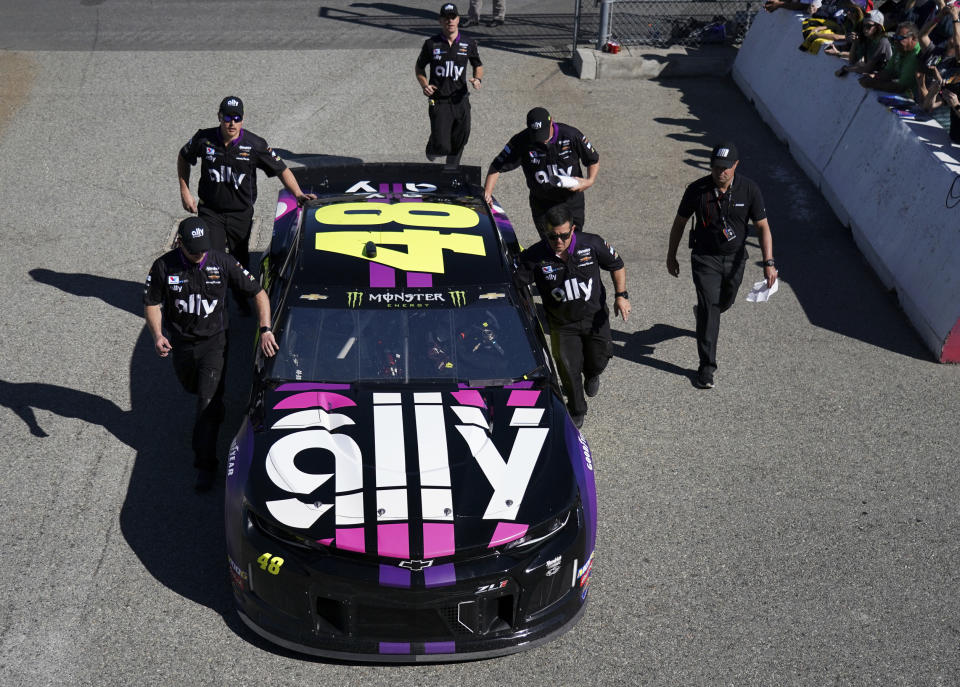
[257,553,284,575]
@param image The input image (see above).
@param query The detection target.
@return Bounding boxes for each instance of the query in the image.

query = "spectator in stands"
[836,10,893,75]
[859,22,923,98]
[903,0,942,33]
[915,3,960,109]
[800,1,864,53]
[937,88,960,141]
[802,6,861,51]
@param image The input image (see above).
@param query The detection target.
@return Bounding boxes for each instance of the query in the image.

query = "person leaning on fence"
[859,22,922,98]
[836,10,892,76]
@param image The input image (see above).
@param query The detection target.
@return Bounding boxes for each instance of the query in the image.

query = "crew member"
[666,142,777,389]
[484,107,600,235]
[144,217,279,491]
[515,205,629,429]
[415,3,484,165]
[177,95,315,270]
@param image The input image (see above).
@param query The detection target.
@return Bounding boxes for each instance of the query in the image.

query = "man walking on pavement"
[484,107,600,235]
[666,142,777,389]
[144,217,279,491]
[177,95,315,271]
[415,3,484,166]
[515,205,630,429]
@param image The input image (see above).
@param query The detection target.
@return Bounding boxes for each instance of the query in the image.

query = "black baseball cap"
[219,96,244,118]
[439,3,458,17]
[710,142,739,169]
[527,107,552,143]
[178,217,211,254]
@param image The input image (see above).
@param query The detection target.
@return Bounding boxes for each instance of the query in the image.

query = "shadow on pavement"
[18,269,267,640]
[29,268,144,318]
[319,4,589,60]
[611,323,696,381]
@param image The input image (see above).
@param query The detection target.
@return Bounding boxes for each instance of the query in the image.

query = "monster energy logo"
[347,291,364,308]
[448,290,467,307]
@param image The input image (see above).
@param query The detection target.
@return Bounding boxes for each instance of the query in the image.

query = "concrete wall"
[733,9,960,362]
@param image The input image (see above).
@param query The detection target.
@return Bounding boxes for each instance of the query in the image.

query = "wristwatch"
[614,291,629,299]
[259,326,272,334]
[762,259,776,267]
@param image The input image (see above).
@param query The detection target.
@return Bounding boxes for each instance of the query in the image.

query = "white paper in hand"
[745,278,778,302]
[550,174,579,189]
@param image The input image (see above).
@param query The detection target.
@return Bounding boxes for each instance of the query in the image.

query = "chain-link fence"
[583,0,760,49]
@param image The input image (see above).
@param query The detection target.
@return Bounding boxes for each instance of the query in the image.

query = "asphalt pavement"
[1,2,959,686]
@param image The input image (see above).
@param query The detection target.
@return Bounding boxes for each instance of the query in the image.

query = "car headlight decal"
[502,509,571,551]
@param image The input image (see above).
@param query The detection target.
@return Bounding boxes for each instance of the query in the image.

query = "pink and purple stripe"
[423,523,455,558]
[379,564,411,588]
[369,262,396,288]
[379,642,410,655]
[506,390,541,407]
[451,390,485,407]
[273,391,356,411]
[488,522,528,547]
[377,523,410,559]
[424,563,456,588]
[334,527,365,553]
[406,272,433,287]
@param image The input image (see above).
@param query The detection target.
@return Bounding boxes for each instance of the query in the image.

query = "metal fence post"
[596,0,612,50]
[572,0,582,60]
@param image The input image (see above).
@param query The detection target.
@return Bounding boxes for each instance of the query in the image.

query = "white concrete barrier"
[733,9,960,362]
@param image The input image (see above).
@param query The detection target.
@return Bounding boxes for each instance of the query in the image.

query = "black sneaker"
[571,413,585,429]
[488,18,504,27]
[584,375,600,397]
[195,468,216,492]
[695,372,715,389]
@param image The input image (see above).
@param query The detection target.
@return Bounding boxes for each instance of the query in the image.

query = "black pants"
[198,207,254,270]
[427,95,471,158]
[691,251,746,376]
[529,193,586,235]
[171,332,228,471]
[549,310,612,417]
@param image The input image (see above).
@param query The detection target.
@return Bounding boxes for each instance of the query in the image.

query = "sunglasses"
[892,33,914,41]
[545,230,572,242]
[221,114,243,122]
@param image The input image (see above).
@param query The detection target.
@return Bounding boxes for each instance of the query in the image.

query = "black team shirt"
[490,122,600,203]
[677,173,767,256]
[144,249,263,340]
[416,32,482,99]
[179,127,287,216]
[516,233,624,324]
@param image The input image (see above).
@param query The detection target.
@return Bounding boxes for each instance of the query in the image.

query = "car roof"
[288,164,515,290]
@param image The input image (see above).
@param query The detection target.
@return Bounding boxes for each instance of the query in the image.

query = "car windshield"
[267,302,541,384]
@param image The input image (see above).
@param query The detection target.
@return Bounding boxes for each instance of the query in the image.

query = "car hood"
[244,383,577,560]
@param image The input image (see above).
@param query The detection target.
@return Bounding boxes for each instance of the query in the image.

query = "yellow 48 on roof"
[313,202,486,274]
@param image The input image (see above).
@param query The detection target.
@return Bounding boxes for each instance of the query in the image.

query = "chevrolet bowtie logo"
[399,559,434,571]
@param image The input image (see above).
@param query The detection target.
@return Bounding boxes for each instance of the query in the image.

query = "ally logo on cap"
[191,227,205,239]
[715,148,731,158]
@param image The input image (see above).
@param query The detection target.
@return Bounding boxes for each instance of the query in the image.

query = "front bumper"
[228,506,594,662]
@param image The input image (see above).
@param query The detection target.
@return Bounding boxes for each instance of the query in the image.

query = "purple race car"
[225,163,597,662]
